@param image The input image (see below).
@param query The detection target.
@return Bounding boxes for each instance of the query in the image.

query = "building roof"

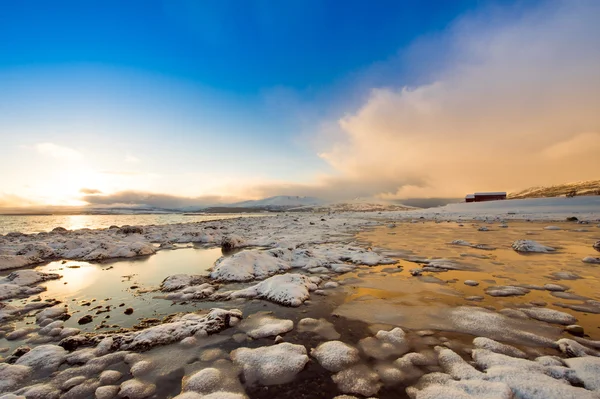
[465,194,475,198]
[473,192,507,196]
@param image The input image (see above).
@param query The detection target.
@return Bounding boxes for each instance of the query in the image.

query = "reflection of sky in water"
[1,247,225,351]
[0,213,268,234]
[341,220,600,340]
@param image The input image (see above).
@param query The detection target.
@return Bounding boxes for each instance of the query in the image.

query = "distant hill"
[289,199,415,213]
[227,196,323,210]
[509,180,600,199]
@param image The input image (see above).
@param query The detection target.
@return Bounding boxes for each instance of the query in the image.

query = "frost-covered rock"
[519,307,577,325]
[512,240,555,253]
[59,308,242,351]
[160,274,208,291]
[238,312,293,339]
[118,379,156,399]
[229,274,318,306]
[485,286,530,297]
[0,270,60,300]
[0,363,31,393]
[359,328,410,360]
[230,343,309,385]
[473,337,527,358]
[311,341,360,372]
[332,365,381,396]
[15,344,67,374]
[210,250,290,281]
[582,257,600,264]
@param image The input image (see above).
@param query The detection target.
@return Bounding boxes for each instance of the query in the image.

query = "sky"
[1,0,599,209]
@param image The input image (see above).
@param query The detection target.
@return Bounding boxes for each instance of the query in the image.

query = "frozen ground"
[0,197,599,398]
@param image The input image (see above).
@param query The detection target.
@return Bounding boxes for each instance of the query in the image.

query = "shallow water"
[348,220,600,339]
[0,213,268,235]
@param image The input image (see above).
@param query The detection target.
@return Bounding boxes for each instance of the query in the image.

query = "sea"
[0,213,267,235]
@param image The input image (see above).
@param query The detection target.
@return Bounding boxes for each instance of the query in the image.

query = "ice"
[520,307,577,325]
[15,344,66,374]
[512,240,556,253]
[210,250,291,281]
[311,341,360,372]
[229,273,318,306]
[238,312,293,339]
[230,342,309,385]
[332,364,382,396]
[473,337,527,358]
[118,379,156,399]
[297,318,341,339]
[59,308,241,351]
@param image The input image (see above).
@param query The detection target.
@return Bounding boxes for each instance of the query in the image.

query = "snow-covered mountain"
[227,196,323,210]
[289,198,416,212]
[509,180,600,199]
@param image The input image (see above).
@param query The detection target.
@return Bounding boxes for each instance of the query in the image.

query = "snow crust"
[228,274,318,306]
[512,240,556,253]
[238,312,293,339]
[311,341,360,372]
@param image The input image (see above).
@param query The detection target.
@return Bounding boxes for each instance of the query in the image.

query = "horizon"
[1,0,599,210]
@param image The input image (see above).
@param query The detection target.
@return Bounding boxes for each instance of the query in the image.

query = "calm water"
[0,213,268,235]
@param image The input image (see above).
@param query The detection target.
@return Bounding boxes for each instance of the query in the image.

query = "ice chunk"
[230,343,309,385]
[311,341,360,372]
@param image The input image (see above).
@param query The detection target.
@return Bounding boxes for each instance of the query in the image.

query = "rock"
[565,325,585,337]
[78,315,93,324]
[566,216,578,221]
[118,379,156,398]
[311,341,360,372]
[464,280,479,286]
[124,308,134,315]
[582,256,600,264]
[96,385,120,399]
[594,241,600,252]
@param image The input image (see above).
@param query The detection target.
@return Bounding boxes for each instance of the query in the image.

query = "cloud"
[0,193,38,208]
[79,188,102,195]
[35,143,83,161]
[81,191,233,209]
[279,1,600,199]
[125,153,140,164]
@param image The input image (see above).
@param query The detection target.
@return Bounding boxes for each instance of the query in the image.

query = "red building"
[465,192,507,202]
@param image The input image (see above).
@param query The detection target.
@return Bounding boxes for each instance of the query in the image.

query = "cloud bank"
[35,143,83,161]
[81,191,233,209]
[256,0,600,200]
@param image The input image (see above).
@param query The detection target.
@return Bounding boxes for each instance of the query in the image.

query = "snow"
[563,357,600,391]
[359,328,410,360]
[183,367,222,394]
[99,370,122,385]
[0,270,61,300]
[311,341,360,372]
[95,385,120,399]
[485,286,530,297]
[230,342,309,385]
[512,240,556,253]
[229,273,318,306]
[238,312,293,339]
[210,250,291,281]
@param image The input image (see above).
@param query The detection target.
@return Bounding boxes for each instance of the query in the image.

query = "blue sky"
[2,0,598,208]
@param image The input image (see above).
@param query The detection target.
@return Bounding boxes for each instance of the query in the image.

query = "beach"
[1,197,599,398]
